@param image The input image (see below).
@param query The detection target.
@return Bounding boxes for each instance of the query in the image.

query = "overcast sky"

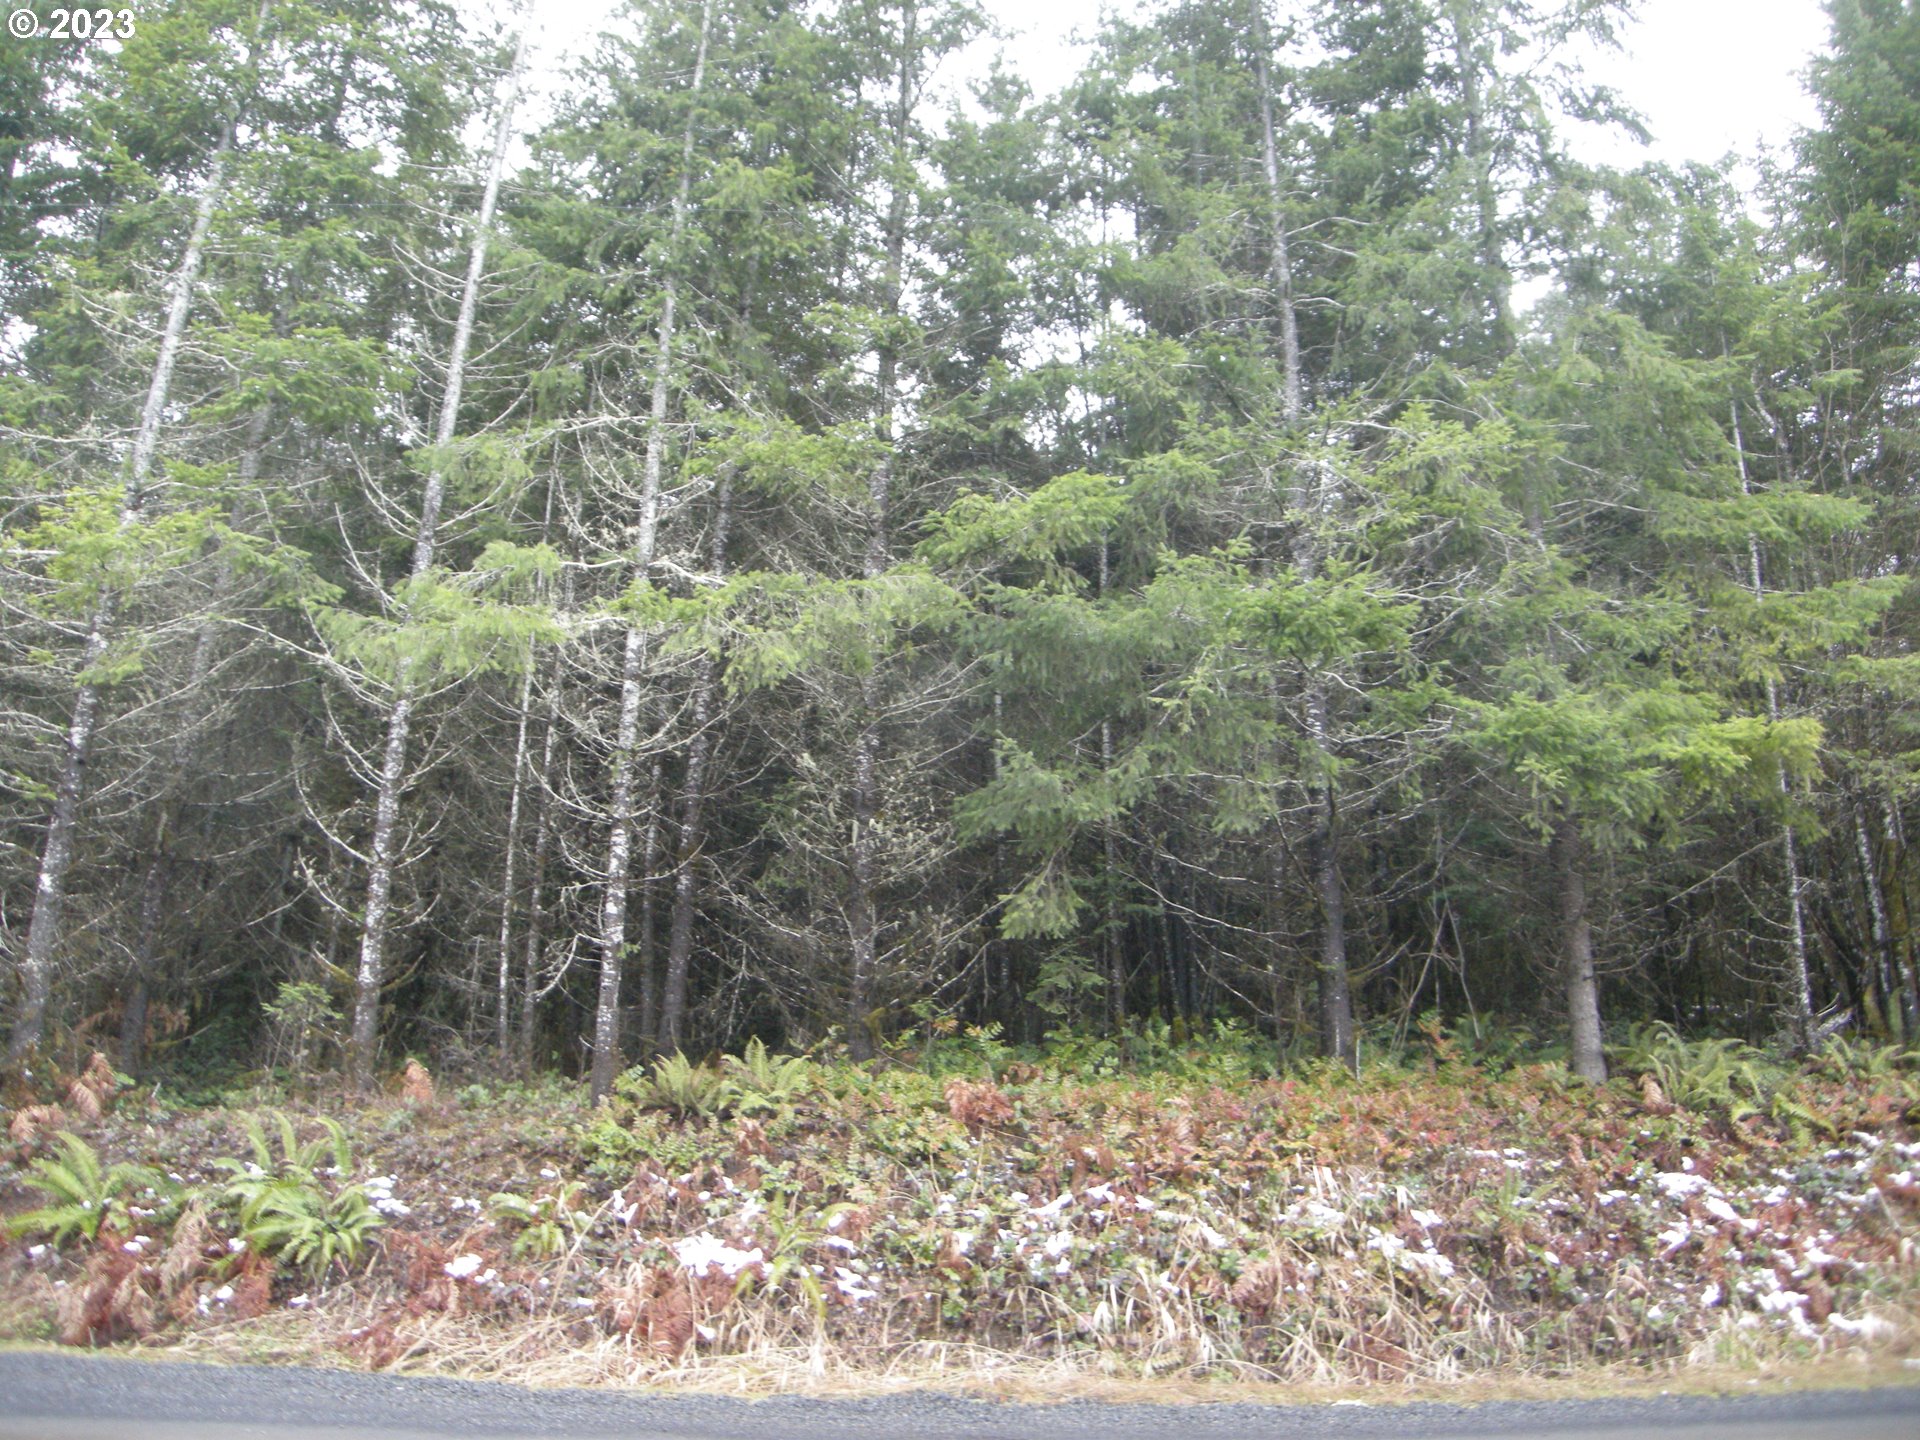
[506,0,1832,173]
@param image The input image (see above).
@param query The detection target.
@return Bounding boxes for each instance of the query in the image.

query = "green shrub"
[1613,1022,1783,1120]
[212,1112,382,1278]
[4,1132,172,1247]
[487,1182,590,1259]
[724,1036,815,1115]
[616,1051,736,1119]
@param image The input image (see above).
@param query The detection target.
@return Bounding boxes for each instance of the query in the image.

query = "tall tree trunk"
[492,478,557,1065]
[1729,394,1814,1047]
[1097,537,1124,1033]
[6,124,234,1066]
[633,757,665,1059]
[846,0,918,1063]
[514,522,574,1078]
[495,653,537,1063]
[589,0,714,1101]
[117,849,168,1073]
[1254,15,1301,429]
[1257,14,1353,1068]
[1882,797,1920,1033]
[515,653,562,1078]
[1552,816,1607,1083]
[1309,730,1355,1069]
[349,20,530,1090]
[658,473,733,1056]
[1853,799,1900,1038]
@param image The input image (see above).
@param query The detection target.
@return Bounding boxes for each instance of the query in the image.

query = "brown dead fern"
[9,1103,66,1148]
[57,1241,156,1346]
[944,1078,1014,1136]
[400,1059,435,1109]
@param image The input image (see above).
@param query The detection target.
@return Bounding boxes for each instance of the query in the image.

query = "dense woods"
[3,0,1916,1095]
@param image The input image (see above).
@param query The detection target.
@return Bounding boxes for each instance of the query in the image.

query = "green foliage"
[1026,950,1106,1019]
[487,1182,590,1260]
[310,567,563,685]
[722,1037,815,1116]
[212,1112,381,1278]
[616,1052,736,1119]
[737,1194,856,1321]
[613,1041,815,1122]
[231,1175,383,1279]
[1613,1023,1783,1122]
[912,1018,1015,1077]
[261,980,341,1073]
[1810,1035,1920,1083]
[3,1132,171,1247]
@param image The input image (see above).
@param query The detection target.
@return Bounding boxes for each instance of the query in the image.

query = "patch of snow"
[1828,1313,1896,1338]
[833,1266,879,1302]
[1402,1249,1455,1280]
[674,1233,763,1277]
[1655,1172,1708,1199]
[1702,1195,1755,1230]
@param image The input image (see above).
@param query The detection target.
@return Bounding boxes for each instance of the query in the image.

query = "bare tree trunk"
[515,717,558,1077]
[659,473,733,1055]
[1882,797,1920,1033]
[1853,799,1899,1038]
[349,20,530,1090]
[589,0,713,1101]
[1552,816,1607,1082]
[6,123,235,1065]
[1309,718,1355,1069]
[1096,538,1124,1033]
[117,851,168,1073]
[492,481,558,1066]
[495,661,537,1063]
[846,0,918,1064]
[1254,16,1301,429]
[633,758,665,1059]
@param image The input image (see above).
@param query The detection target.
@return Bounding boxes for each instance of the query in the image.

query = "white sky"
[505,0,1832,172]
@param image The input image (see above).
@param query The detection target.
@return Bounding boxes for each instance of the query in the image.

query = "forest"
[1,0,1916,1099]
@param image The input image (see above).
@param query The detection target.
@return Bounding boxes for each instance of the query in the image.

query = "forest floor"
[3,1025,1920,1401]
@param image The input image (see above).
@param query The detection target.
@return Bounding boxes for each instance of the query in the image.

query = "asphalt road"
[1,1353,1917,1440]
